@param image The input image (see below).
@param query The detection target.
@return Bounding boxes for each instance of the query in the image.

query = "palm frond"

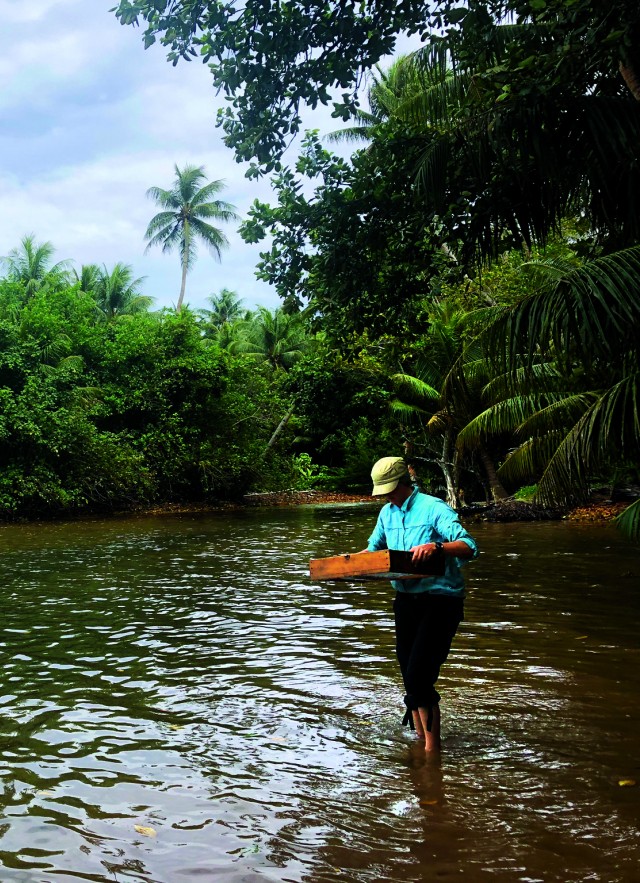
[427,412,449,434]
[531,378,638,506]
[325,119,378,144]
[193,202,238,224]
[577,372,640,462]
[615,498,640,542]
[482,362,561,400]
[189,178,226,205]
[189,218,227,258]
[457,394,560,451]
[534,413,591,506]
[390,399,433,424]
[476,246,640,371]
[144,211,178,237]
[145,187,180,210]
[497,432,566,486]
[392,372,440,404]
[145,222,182,254]
[515,393,597,438]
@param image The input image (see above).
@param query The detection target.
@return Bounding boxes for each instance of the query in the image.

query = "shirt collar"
[391,487,419,512]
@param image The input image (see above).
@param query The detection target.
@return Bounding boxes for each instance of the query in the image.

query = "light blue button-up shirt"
[367,488,478,595]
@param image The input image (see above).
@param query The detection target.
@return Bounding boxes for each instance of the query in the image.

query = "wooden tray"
[309,549,445,581]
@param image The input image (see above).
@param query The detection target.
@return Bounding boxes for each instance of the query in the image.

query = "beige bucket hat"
[370,456,409,496]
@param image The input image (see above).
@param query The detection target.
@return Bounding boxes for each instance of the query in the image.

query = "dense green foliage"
[4,1,639,537]
[0,252,308,519]
[235,12,640,536]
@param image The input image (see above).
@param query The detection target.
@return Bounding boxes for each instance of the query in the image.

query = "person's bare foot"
[418,705,441,753]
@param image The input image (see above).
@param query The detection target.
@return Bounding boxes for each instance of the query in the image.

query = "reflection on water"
[0,508,638,881]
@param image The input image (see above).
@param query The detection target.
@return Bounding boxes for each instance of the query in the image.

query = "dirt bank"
[243,491,628,523]
[243,490,373,506]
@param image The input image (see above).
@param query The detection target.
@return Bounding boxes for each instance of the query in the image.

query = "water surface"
[0,506,638,882]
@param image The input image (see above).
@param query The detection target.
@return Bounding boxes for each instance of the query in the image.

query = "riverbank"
[243,490,373,506]
[242,490,629,523]
[0,491,629,525]
[144,492,628,524]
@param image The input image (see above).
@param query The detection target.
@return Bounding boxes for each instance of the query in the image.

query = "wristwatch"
[434,541,445,554]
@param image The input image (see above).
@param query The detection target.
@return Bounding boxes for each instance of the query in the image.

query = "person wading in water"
[366,457,478,752]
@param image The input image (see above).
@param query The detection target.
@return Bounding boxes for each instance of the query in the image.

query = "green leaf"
[446,7,468,24]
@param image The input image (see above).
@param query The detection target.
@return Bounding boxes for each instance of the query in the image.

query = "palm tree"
[235,306,309,371]
[201,288,244,328]
[94,263,153,319]
[72,264,101,293]
[2,234,71,298]
[456,248,640,538]
[327,57,425,144]
[144,164,239,313]
[391,301,509,507]
[234,307,312,452]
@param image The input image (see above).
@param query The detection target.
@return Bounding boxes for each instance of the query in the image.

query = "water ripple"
[0,512,636,881]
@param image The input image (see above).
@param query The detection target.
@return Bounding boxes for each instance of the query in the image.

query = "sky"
[0,0,360,313]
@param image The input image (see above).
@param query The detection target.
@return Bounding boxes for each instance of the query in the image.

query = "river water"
[0,505,638,882]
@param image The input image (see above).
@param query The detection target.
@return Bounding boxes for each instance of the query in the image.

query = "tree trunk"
[264,401,296,455]
[478,444,509,501]
[403,438,420,486]
[441,430,460,509]
[176,257,189,313]
[619,60,640,102]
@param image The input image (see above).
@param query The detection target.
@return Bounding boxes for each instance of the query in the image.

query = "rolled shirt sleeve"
[431,500,478,563]
[364,490,477,595]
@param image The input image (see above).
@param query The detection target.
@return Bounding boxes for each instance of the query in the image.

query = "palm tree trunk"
[264,401,296,454]
[478,444,509,501]
[176,257,189,313]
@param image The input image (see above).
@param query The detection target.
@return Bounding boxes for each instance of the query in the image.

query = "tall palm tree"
[2,234,71,298]
[144,164,239,313]
[94,263,153,319]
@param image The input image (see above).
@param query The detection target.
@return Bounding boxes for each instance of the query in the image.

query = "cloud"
[1,0,411,312]
[0,0,282,311]
[0,0,77,24]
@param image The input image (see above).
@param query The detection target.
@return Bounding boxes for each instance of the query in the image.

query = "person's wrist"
[434,541,445,555]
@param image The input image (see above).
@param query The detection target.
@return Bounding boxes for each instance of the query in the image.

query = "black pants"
[393,591,463,722]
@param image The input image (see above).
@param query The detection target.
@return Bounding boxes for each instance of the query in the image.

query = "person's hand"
[410,543,442,563]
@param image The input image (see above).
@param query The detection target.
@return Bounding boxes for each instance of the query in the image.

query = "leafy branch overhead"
[114,0,435,169]
[115,0,640,169]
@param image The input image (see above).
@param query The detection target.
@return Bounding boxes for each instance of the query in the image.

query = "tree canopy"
[115,0,640,169]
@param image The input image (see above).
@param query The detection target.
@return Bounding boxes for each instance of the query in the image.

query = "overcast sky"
[0,0,358,313]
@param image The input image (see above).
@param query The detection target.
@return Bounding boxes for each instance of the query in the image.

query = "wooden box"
[309,549,445,582]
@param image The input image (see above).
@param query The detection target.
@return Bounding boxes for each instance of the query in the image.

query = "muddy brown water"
[0,505,638,882]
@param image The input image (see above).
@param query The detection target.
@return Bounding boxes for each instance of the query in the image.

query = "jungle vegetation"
[1,1,638,537]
